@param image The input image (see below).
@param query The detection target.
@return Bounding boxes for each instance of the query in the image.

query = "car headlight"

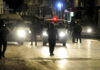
[29,30,31,34]
[87,28,92,33]
[43,31,48,36]
[17,29,26,38]
[59,32,65,37]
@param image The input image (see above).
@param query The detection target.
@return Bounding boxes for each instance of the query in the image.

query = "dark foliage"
[4,0,24,10]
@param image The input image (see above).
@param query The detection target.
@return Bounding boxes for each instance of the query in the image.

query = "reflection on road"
[56,47,68,58]
[5,39,100,70]
[41,47,49,57]
[57,60,68,69]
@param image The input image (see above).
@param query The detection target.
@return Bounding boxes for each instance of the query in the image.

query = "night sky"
[4,0,24,9]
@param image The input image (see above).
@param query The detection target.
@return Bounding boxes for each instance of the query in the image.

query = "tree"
[4,0,24,10]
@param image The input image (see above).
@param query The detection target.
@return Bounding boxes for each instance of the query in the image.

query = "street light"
[57,2,63,10]
[56,2,63,18]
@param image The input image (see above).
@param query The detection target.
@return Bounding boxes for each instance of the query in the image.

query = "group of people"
[0,19,82,58]
[71,20,82,43]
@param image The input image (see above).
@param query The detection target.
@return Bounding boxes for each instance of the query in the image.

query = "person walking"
[47,23,57,56]
[0,19,9,59]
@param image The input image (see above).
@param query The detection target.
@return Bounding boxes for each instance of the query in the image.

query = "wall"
[0,0,3,14]
[96,0,100,34]
[98,10,100,34]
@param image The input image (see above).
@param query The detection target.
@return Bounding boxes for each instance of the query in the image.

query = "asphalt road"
[0,39,100,70]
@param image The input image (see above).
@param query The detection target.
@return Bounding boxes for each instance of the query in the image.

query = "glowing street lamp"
[57,2,63,10]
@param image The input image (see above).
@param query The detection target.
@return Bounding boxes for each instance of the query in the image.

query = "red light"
[53,17,58,21]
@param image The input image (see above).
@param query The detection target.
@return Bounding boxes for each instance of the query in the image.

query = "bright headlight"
[59,32,65,37]
[29,30,31,34]
[17,29,26,38]
[43,31,48,36]
[87,28,92,33]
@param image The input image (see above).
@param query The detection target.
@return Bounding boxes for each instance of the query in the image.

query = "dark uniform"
[72,22,76,43]
[47,23,57,56]
[76,24,82,43]
[30,23,37,46]
[72,21,82,43]
[0,20,9,59]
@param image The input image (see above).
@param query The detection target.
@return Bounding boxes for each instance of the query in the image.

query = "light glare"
[59,32,65,37]
[17,30,26,38]
[87,28,92,33]
[57,2,63,10]
[43,31,48,36]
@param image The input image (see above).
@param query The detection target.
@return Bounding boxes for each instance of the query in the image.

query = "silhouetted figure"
[75,22,82,43]
[0,20,9,59]
[30,23,37,46]
[47,23,57,56]
[70,17,75,35]
[72,21,82,43]
[71,21,76,43]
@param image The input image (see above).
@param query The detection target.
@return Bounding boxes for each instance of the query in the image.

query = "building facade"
[18,0,53,18]
[0,0,3,14]
[96,0,100,33]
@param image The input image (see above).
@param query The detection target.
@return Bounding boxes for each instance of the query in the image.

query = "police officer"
[0,19,9,59]
[47,23,57,56]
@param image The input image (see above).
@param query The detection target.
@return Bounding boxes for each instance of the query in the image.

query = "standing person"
[0,20,9,59]
[71,21,76,43]
[76,21,82,43]
[47,23,57,56]
[70,17,75,35]
[30,23,37,46]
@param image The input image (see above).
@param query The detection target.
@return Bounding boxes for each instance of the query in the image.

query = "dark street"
[0,0,100,70]
[0,39,100,70]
